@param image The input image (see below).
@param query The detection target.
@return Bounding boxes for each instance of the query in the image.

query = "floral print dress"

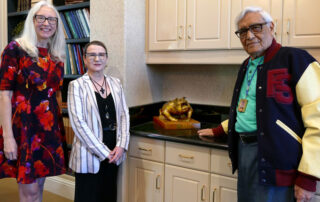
[0,41,66,184]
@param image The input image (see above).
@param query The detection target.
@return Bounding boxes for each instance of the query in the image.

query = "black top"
[95,92,117,150]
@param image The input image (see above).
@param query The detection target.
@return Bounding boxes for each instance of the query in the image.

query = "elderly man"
[198,6,320,202]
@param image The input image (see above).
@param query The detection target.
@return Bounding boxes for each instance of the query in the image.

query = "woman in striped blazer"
[67,41,130,202]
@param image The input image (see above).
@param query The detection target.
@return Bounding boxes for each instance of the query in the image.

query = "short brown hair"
[83,40,108,57]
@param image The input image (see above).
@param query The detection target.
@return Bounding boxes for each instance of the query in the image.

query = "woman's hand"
[197,128,214,136]
[109,146,124,164]
[3,135,18,160]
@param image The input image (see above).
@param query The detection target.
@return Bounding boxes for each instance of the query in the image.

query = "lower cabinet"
[128,157,164,202]
[211,174,237,202]
[165,164,210,202]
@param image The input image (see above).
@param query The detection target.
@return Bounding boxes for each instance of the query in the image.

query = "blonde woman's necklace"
[90,76,106,94]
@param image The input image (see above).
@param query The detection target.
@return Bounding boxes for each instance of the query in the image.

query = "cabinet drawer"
[128,136,165,162]
[165,142,210,172]
[211,149,237,178]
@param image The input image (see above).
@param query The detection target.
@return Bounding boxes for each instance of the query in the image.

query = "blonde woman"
[0,1,66,202]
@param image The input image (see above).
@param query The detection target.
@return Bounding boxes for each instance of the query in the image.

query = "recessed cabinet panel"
[211,174,237,202]
[129,157,164,202]
[230,0,282,49]
[149,0,186,50]
[282,0,320,47]
[186,0,230,49]
[165,164,210,202]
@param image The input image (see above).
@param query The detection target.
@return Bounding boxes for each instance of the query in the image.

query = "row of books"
[60,8,90,39]
[65,44,86,75]
[17,0,31,11]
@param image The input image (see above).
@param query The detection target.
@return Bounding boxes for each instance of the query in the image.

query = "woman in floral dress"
[0,1,66,202]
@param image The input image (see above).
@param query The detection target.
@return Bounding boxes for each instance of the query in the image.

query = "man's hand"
[3,136,17,160]
[108,146,124,164]
[197,128,214,136]
[295,185,315,202]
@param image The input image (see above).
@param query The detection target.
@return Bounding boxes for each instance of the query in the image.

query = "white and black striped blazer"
[67,73,130,173]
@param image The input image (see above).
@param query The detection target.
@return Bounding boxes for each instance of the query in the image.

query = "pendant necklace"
[90,76,106,94]
[238,57,263,113]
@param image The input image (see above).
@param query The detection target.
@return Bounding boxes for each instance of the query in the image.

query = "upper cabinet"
[148,0,230,51]
[282,0,320,47]
[231,0,320,48]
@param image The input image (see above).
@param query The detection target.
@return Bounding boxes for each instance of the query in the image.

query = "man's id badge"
[238,99,248,112]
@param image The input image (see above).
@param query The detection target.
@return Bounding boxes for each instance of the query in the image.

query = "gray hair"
[235,6,273,29]
[15,1,65,62]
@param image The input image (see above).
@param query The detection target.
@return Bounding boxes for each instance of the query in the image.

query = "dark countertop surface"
[130,121,228,150]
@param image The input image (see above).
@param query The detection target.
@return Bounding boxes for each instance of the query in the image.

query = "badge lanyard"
[238,57,263,113]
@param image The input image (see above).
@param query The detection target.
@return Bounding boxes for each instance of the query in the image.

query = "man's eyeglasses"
[85,53,108,60]
[235,22,269,39]
[34,15,58,25]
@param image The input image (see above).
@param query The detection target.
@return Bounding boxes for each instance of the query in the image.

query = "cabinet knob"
[177,25,184,40]
[178,154,194,160]
[187,24,192,39]
[201,185,206,201]
[138,147,152,152]
[156,175,161,189]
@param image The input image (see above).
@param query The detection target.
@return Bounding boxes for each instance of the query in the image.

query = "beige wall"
[0,0,238,107]
[0,0,8,52]
[90,0,238,107]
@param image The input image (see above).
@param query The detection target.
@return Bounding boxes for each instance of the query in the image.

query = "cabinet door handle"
[227,162,232,168]
[201,185,206,201]
[212,188,217,202]
[177,25,184,40]
[138,147,152,152]
[179,154,194,159]
[156,175,161,189]
[274,19,278,36]
[187,24,192,39]
[287,19,290,35]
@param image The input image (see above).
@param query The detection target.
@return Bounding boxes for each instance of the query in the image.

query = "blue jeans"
[237,139,295,202]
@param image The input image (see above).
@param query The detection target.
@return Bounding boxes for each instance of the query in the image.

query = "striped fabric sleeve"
[67,80,110,161]
[296,61,320,180]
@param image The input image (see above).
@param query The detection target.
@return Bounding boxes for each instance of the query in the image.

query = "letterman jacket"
[67,74,130,173]
[227,39,320,191]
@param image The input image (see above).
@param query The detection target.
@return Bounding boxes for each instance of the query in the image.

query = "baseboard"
[44,174,75,200]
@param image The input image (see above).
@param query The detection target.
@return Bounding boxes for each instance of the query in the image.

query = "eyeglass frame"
[235,22,270,39]
[85,52,108,60]
[34,15,58,25]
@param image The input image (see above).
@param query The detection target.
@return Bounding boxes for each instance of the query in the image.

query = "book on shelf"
[64,12,79,38]
[60,13,72,39]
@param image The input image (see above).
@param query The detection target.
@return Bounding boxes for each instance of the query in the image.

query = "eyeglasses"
[85,53,108,60]
[34,15,58,25]
[235,22,269,39]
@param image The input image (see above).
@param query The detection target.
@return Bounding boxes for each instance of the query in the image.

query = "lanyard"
[244,57,263,98]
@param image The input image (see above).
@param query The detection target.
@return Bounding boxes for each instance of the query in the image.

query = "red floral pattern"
[0,41,66,184]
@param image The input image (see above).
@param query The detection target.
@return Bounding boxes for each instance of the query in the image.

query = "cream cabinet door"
[185,0,230,49]
[165,164,210,202]
[129,157,164,202]
[148,0,186,50]
[282,0,320,47]
[211,174,237,202]
[230,0,282,49]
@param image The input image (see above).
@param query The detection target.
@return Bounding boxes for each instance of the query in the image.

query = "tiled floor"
[0,178,72,202]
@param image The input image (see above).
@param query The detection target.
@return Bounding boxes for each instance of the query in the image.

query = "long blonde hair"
[15,1,65,62]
